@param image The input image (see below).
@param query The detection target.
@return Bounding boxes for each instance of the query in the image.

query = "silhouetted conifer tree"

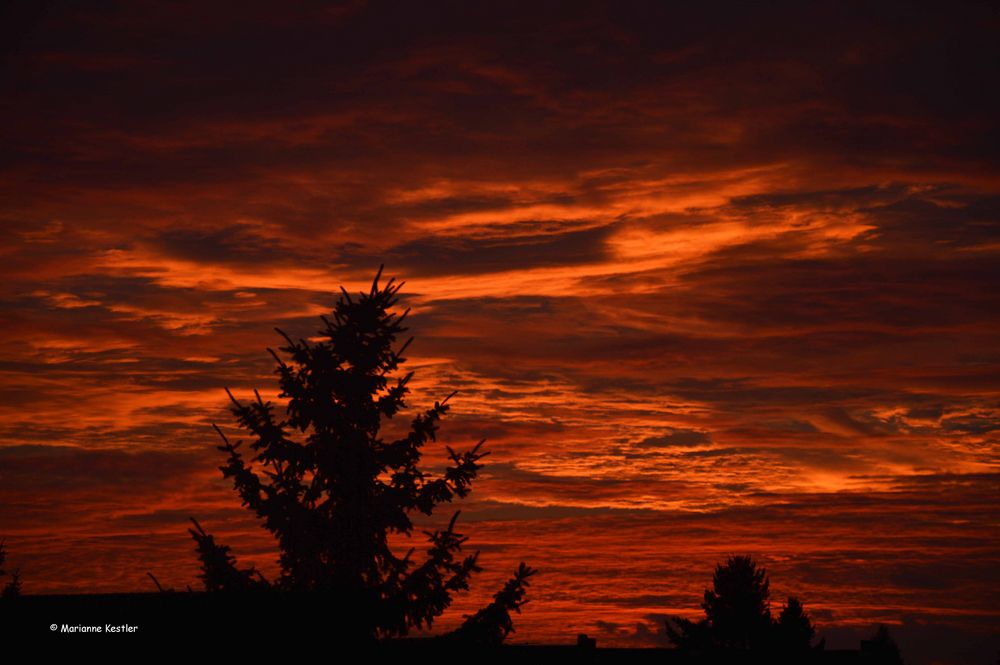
[667,555,822,656]
[862,624,904,665]
[188,518,267,592]
[776,596,820,651]
[447,562,536,646]
[191,267,534,641]
[701,555,772,649]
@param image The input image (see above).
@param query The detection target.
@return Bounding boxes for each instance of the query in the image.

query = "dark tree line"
[667,555,820,655]
[189,267,535,644]
[667,555,904,663]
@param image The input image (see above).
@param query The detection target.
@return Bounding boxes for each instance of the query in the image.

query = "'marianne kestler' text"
[59,624,138,633]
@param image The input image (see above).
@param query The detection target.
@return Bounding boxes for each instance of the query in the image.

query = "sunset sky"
[1,1,998,661]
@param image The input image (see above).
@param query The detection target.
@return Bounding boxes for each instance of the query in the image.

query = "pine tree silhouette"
[701,554,772,649]
[188,518,267,592]
[190,267,534,642]
[667,555,822,655]
[776,596,820,652]
[447,562,536,647]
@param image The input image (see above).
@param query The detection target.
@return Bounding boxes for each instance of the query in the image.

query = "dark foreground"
[5,593,882,663]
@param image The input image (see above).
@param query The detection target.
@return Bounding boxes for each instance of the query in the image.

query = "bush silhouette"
[0,541,21,599]
[861,624,904,665]
[667,555,821,654]
[190,267,534,642]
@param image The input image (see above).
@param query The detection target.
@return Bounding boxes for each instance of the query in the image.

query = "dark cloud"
[858,195,1000,249]
[940,414,1000,435]
[824,408,909,437]
[384,223,615,277]
[635,428,712,448]
[460,499,656,522]
[759,419,820,433]
[481,462,639,500]
[904,405,944,420]
[594,616,673,647]
[152,223,295,266]
[0,445,205,493]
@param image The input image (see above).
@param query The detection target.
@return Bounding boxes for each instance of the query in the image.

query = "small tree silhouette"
[667,555,821,655]
[191,267,534,642]
[702,555,772,649]
[0,541,21,599]
[862,624,904,665]
[776,596,819,652]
